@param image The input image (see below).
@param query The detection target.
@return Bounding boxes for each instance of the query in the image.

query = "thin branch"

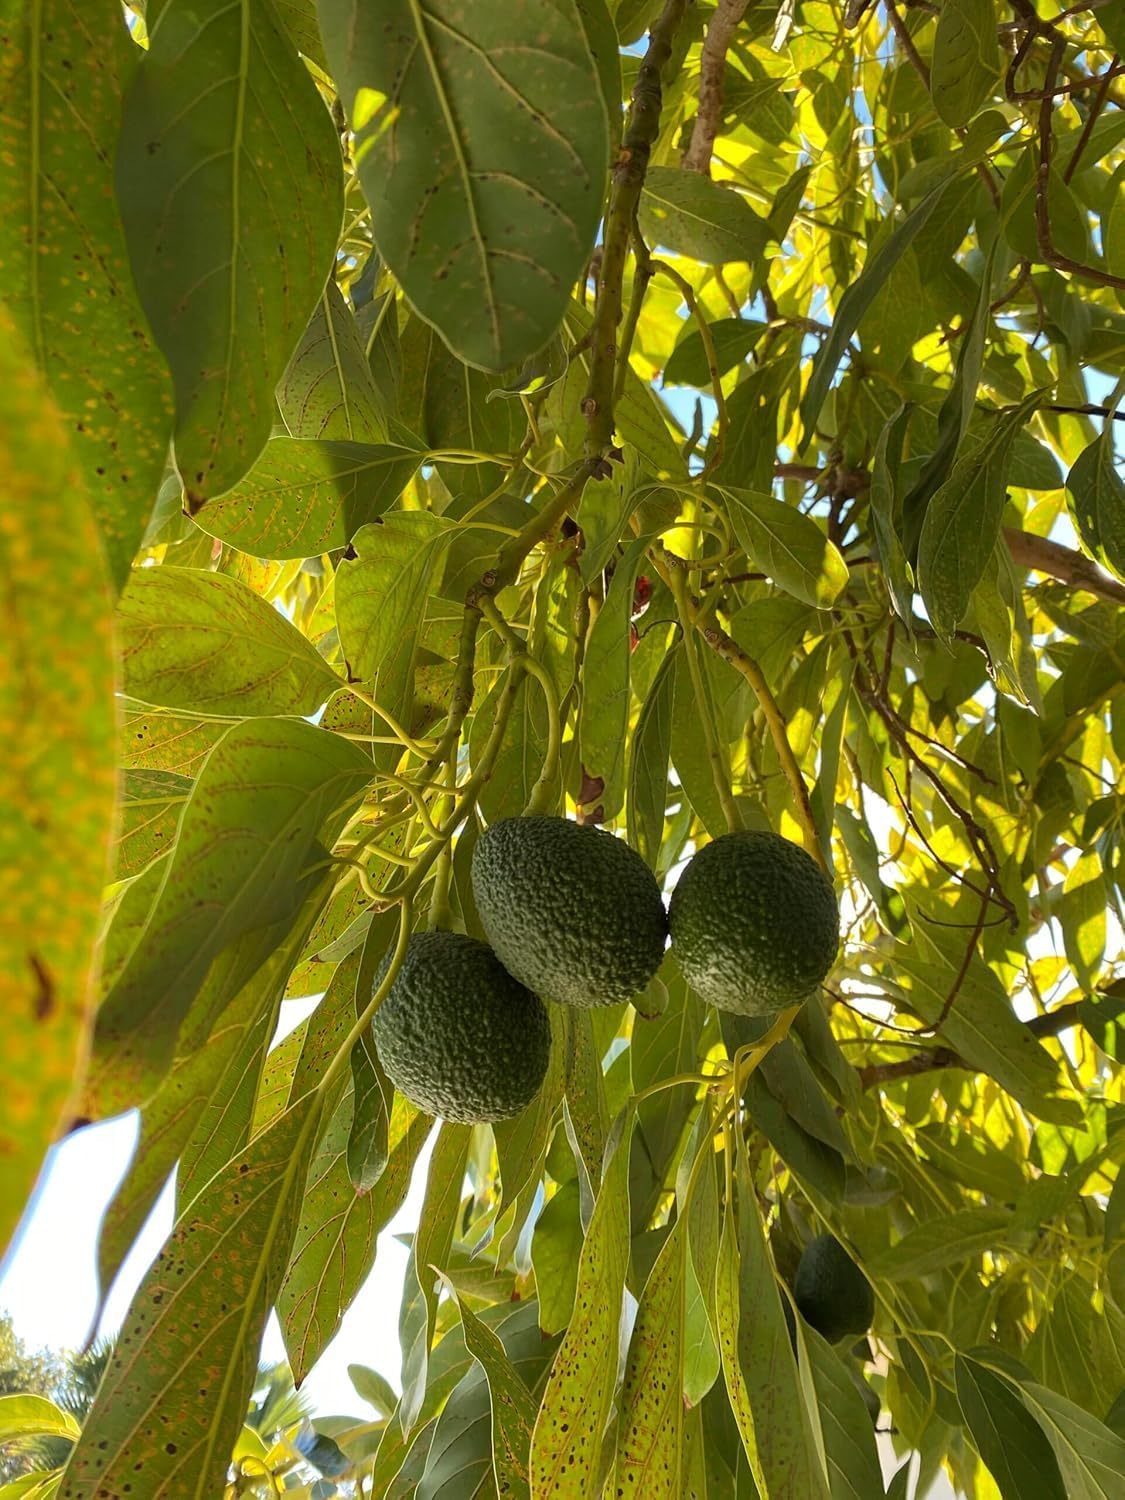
[681,0,750,174]
[1003,526,1125,607]
[858,1000,1094,1088]
[1066,55,1117,180]
[1036,39,1125,289]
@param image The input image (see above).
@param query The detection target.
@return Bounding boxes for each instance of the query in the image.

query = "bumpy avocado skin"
[668,829,838,1015]
[793,1234,875,1344]
[371,931,551,1123]
[470,816,668,1008]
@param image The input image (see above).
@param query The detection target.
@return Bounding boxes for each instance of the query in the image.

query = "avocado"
[667,829,837,1015]
[371,931,550,1123]
[470,816,667,1008]
[793,1234,874,1344]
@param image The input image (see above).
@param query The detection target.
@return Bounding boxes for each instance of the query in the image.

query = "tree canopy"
[1,0,1124,1496]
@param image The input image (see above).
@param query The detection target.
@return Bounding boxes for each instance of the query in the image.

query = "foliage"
[1,0,1124,1497]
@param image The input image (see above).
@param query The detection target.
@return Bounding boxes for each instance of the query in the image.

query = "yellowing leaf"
[0,317,116,1255]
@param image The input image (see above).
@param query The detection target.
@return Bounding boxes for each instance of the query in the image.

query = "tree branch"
[681,0,750,174]
[1003,526,1125,606]
[858,1001,1091,1088]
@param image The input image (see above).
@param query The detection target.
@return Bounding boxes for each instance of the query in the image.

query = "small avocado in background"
[471,815,668,1008]
[668,828,838,1016]
[371,931,550,1123]
[794,1234,875,1344]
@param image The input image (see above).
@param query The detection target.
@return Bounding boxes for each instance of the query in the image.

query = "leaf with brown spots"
[118,566,341,717]
[95,958,279,1311]
[0,0,174,590]
[113,769,193,882]
[115,0,343,501]
[318,0,610,371]
[613,1199,688,1498]
[191,439,420,560]
[59,1093,321,1500]
[435,1272,538,1500]
[279,280,389,442]
[279,1090,432,1383]
[530,1111,635,1499]
[86,718,371,1115]
[715,1152,830,1500]
[0,315,117,1256]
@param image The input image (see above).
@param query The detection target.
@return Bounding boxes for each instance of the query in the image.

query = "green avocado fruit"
[793,1234,875,1344]
[668,829,837,1015]
[470,815,668,1008]
[371,931,551,1123]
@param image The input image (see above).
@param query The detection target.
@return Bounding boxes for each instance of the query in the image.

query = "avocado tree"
[1,0,1124,1495]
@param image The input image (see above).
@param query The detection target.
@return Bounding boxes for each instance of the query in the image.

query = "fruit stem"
[668,563,744,834]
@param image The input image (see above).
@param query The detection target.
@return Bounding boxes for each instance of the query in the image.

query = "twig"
[914,893,990,1036]
[1037,39,1125,289]
[681,0,750,174]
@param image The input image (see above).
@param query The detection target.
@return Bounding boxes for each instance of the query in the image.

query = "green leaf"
[533,1180,584,1335]
[87,718,370,1112]
[121,700,233,777]
[663,319,768,388]
[116,0,342,502]
[867,1207,1013,1280]
[628,648,677,868]
[930,0,1000,127]
[0,321,117,1255]
[279,280,388,442]
[279,1089,431,1382]
[1061,850,1107,992]
[0,0,174,589]
[640,167,771,265]
[1016,1382,1125,1500]
[579,535,650,818]
[869,405,914,623]
[576,458,641,584]
[320,0,610,371]
[113,770,192,882]
[894,954,1079,1122]
[416,1301,559,1500]
[0,1395,80,1444]
[336,514,454,683]
[435,1274,539,1500]
[347,910,401,1191]
[918,393,1046,637]
[803,1330,885,1500]
[60,1094,322,1500]
[470,673,549,824]
[350,1364,399,1418]
[118,566,341,715]
[715,487,849,608]
[614,1200,688,1496]
[95,942,291,1306]
[955,1356,1066,1500]
[193,440,419,559]
[800,185,947,439]
[399,1122,473,1430]
[1068,428,1125,581]
[715,1152,830,1499]
[531,1113,635,1498]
